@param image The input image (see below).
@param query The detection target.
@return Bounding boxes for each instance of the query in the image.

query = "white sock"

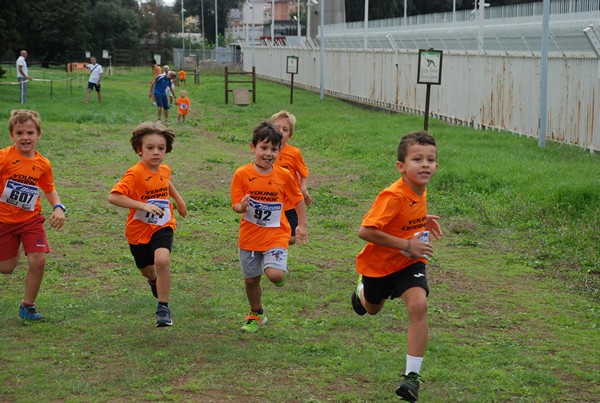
[405,355,423,375]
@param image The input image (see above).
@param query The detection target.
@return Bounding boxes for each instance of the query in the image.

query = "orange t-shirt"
[275,144,309,190]
[153,65,162,78]
[356,177,428,277]
[0,146,55,224]
[178,70,186,81]
[176,97,191,115]
[230,163,304,251]
[111,161,176,245]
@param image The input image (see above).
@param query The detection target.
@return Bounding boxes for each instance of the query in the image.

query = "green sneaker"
[241,312,267,332]
[395,372,422,402]
[274,274,286,287]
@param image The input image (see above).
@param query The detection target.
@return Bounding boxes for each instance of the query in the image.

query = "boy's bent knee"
[0,258,19,274]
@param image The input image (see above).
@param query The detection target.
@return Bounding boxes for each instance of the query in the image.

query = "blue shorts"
[155,94,170,109]
[87,82,101,91]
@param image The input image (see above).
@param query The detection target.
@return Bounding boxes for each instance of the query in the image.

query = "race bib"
[244,198,282,228]
[133,199,171,226]
[0,179,40,211]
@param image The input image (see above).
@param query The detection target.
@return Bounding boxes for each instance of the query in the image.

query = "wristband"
[53,203,66,212]
[405,238,411,252]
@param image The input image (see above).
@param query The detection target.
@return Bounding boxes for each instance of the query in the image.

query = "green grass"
[0,66,599,401]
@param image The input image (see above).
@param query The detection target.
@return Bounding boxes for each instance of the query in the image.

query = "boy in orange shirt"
[351,131,442,401]
[175,89,191,124]
[109,122,187,327]
[178,68,186,87]
[230,121,308,332]
[270,111,312,245]
[0,109,66,321]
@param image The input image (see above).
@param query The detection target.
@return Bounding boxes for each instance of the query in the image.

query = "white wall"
[241,45,600,151]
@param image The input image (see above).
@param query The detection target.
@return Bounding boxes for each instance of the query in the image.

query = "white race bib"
[0,179,40,211]
[244,198,283,228]
[133,199,171,226]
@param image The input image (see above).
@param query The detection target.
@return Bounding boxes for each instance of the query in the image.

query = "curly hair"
[8,109,42,135]
[130,121,175,153]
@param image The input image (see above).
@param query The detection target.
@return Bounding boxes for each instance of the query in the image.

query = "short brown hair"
[8,109,42,135]
[397,131,436,162]
[252,121,282,147]
[130,122,175,153]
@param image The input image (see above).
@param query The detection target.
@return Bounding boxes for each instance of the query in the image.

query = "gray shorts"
[238,248,288,278]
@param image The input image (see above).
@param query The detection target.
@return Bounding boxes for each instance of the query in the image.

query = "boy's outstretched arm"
[358,226,433,258]
[44,190,65,230]
[109,192,165,216]
[294,199,308,244]
[299,177,313,205]
[169,182,187,217]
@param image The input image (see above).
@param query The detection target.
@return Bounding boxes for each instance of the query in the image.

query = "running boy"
[175,90,191,124]
[230,121,308,332]
[109,122,187,327]
[0,109,66,321]
[270,110,312,245]
[351,131,442,401]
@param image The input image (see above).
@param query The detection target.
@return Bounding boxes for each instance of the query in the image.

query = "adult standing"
[149,71,176,124]
[16,50,32,104]
[84,56,103,104]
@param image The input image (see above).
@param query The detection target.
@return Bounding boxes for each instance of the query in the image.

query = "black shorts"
[285,209,298,236]
[129,227,174,269]
[362,262,429,305]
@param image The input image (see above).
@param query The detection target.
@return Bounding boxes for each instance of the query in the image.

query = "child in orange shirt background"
[0,109,66,321]
[175,90,191,124]
[230,121,308,332]
[351,131,442,401]
[178,68,186,87]
[109,122,187,327]
[270,110,312,245]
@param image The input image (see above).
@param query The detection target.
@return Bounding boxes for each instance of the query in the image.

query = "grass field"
[0,66,599,402]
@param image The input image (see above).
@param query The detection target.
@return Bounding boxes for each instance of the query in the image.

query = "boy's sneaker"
[148,279,158,298]
[155,305,173,327]
[274,274,286,287]
[241,312,267,332]
[395,372,421,402]
[19,304,44,321]
[351,275,367,316]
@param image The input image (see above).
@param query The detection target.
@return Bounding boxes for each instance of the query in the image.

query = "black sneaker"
[155,305,173,327]
[395,372,421,402]
[148,279,158,298]
[351,275,367,316]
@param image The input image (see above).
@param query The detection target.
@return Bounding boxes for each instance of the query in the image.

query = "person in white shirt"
[16,50,32,104]
[84,56,104,104]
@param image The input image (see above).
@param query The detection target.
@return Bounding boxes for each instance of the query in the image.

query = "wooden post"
[290,73,295,104]
[424,83,431,131]
[225,66,229,104]
[252,66,256,103]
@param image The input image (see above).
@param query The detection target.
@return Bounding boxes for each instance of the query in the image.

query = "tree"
[87,0,142,51]
[173,0,240,45]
